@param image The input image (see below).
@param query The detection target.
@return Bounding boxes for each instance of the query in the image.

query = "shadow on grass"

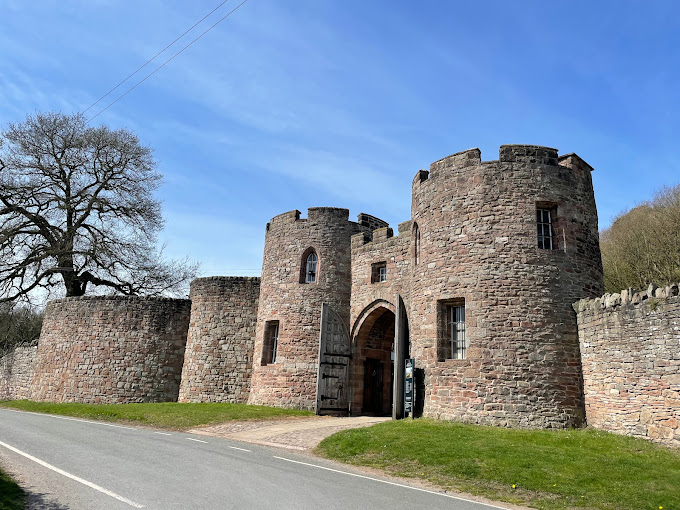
[0,470,24,510]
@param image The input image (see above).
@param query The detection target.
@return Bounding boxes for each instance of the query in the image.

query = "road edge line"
[272,456,511,510]
[0,440,145,508]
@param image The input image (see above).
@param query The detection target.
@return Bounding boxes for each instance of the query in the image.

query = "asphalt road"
[0,408,509,510]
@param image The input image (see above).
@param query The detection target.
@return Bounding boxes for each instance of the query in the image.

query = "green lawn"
[0,469,24,510]
[0,400,313,429]
[316,419,679,510]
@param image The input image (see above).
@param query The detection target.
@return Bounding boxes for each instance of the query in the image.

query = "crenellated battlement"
[498,144,558,165]
[266,209,301,231]
[351,224,412,251]
[265,208,353,232]
[357,213,389,231]
[427,148,481,180]
[413,145,592,191]
[307,207,349,221]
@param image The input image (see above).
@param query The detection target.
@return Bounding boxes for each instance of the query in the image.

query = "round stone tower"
[248,208,365,410]
[409,145,603,427]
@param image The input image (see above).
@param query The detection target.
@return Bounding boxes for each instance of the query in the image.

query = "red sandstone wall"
[0,344,37,400]
[349,222,412,413]
[408,145,603,427]
[576,284,680,447]
[248,208,367,410]
[30,296,190,403]
[179,277,260,403]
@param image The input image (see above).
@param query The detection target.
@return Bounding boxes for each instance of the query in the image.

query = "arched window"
[300,249,318,284]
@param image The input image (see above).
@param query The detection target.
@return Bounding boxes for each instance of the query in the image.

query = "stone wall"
[409,145,603,427]
[350,221,412,414]
[30,296,191,403]
[0,344,37,400]
[179,277,260,403]
[575,284,680,447]
[248,208,371,410]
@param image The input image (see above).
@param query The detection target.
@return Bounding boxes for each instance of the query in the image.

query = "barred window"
[537,208,553,250]
[438,299,467,361]
[447,305,466,359]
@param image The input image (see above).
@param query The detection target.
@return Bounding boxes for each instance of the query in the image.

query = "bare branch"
[0,112,198,301]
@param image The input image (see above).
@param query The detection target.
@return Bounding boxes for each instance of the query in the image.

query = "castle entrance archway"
[351,304,396,416]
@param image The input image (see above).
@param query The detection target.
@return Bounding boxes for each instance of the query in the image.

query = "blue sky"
[2,0,679,277]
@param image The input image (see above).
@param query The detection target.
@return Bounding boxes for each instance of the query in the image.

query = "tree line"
[600,184,680,293]
[0,303,42,355]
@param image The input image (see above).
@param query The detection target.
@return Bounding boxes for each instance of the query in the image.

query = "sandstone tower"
[247,208,378,410]
[407,145,603,426]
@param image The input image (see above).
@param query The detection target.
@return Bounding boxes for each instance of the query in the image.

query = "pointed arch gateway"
[349,297,409,417]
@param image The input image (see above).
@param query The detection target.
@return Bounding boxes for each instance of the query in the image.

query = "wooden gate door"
[316,303,350,415]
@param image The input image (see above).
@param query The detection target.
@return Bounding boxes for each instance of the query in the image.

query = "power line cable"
[81,0,233,116]
[87,0,250,123]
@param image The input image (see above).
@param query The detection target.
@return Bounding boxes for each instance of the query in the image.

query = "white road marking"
[0,440,145,508]
[154,432,172,436]
[0,408,136,430]
[226,445,251,452]
[272,456,511,510]
[185,437,209,443]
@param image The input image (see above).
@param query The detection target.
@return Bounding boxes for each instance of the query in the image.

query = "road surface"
[0,408,510,510]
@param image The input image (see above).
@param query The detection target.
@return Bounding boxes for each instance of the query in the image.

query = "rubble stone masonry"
[248,208,368,410]
[0,344,37,400]
[576,283,680,447]
[179,277,260,403]
[30,296,190,403]
[409,146,603,427]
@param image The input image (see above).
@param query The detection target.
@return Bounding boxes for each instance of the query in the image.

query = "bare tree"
[0,112,197,302]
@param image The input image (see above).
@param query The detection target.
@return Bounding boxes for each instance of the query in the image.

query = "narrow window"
[262,321,279,365]
[371,262,387,283]
[537,208,553,249]
[437,299,466,360]
[305,252,317,283]
[447,305,466,359]
[300,249,318,284]
[412,222,420,265]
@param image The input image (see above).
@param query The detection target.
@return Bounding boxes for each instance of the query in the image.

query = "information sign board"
[404,358,414,416]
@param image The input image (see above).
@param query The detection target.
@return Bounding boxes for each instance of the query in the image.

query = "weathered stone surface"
[576,290,680,448]
[0,345,37,400]
[179,277,260,403]
[248,208,373,411]
[403,146,603,427]
[30,296,190,403]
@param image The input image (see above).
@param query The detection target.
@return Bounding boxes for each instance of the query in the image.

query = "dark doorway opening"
[351,307,395,416]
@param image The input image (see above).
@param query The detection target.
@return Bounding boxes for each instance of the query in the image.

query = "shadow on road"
[23,490,70,510]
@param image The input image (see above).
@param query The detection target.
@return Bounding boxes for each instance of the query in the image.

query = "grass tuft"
[316,419,680,510]
[0,400,313,429]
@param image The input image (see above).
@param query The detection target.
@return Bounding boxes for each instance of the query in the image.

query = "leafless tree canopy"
[601,183,680,293]
[0,112,197,302]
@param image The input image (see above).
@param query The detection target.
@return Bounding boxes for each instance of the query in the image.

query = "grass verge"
[316,418,680,510]
[0,400,313,429]
[0,468,24,510]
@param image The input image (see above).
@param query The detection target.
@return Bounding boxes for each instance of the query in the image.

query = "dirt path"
[188,415,391,450]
